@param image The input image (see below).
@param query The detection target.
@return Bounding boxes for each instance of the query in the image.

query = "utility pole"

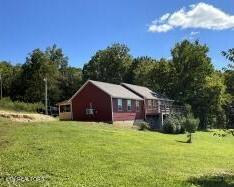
[0,74,2,100]
[43,77,48,115]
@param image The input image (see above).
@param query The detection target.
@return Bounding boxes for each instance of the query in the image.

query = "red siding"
[112,98,144,121]
[72,82,112,122]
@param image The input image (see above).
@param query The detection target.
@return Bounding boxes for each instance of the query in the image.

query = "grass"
[0,120,234,186]
[0,97,43,112]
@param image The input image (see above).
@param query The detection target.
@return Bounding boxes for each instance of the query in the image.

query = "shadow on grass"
[188,173,234,187]
[175,140,188,144]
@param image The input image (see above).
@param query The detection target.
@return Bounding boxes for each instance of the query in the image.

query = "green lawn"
[0,119,234,187]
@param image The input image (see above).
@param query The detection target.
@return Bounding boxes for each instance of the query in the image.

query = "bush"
[0,97,43,113]
[183,114,199,143]
[163,114,186,134]
[184,114,199,133]
[138,121,150,131]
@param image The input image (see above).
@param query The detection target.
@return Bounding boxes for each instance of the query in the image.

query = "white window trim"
[127,100,132,111]
[117,99,123,111]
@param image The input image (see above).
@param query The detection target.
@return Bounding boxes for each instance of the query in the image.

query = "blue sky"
[0,0,233,69]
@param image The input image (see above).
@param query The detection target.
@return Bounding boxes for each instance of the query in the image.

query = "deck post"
[159,113,164,128]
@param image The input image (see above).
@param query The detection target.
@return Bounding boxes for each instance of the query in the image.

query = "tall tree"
[222,48,234,70]
[83,43,132,84]
[149,58,173,95]
[11,45,71,104]
[222,48,234,128]
[170,40,216,129]
[130,56,156,87]
[58,67,83,101]
[0,61,15,97]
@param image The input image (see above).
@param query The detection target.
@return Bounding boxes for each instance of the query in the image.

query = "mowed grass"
[0,119,234,187]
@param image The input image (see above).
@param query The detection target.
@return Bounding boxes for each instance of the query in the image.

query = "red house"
[58,80,183,127]
[58,80,144,125]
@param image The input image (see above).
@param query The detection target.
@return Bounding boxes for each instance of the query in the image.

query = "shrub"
[183,114,199,143]
[0,97,43,113]
[138,121,150,131]
[163,114,185,134]
[184,114,199,133]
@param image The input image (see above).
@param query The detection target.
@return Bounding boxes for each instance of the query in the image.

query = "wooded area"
[0,40,233,129]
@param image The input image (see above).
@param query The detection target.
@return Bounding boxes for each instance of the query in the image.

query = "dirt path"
[0,110,57,122]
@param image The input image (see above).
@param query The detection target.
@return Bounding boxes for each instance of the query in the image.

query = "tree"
[130,56,156,87]
[222,48,234,70]
[83,43,132,84]
[0,61,16,97]
[170,40,216,129]
[184,114,199,143]
[45,44,69,74]
[58,67,83,101]
[222,48,234,128]
[149,58,173,95]
[11,45,71,104]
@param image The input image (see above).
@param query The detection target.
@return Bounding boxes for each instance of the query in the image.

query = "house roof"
[69,80,143,101]
[121,83,174,101]
[56,99,71,106]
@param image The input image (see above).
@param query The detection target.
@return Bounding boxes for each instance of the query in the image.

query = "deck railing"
[160,104,186,114]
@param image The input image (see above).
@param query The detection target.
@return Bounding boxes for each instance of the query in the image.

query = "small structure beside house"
[58,80,183,128]
[57,100,72,120]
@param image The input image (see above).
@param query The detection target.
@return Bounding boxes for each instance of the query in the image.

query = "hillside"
[0,110,57,122]
[0,120,233,186]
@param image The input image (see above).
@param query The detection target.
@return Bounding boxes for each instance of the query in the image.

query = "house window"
[153,100,157,108]
[136,101,140,112]
[118,99,123,111]
[148,100,152,109]
[127,100,132,111]
[60,105,70,113]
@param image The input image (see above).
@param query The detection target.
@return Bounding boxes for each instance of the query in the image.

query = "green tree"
[222,48,234,69]
[222,48,234,128]
[12,45,71,104]
[83,43,132,84]
[58,67,83,101]
[170,40,216,129]
[130,56,156,87]
[0,61,16,97]
[184,114,199,143]
[149,58,173,95]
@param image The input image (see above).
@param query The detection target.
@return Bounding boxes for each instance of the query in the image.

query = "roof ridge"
[121,82,152,90]
[90,80,126,87]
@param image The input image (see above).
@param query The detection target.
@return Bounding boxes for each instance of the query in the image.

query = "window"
[60,105,70,113]
[127,100,132,111]
[118,99,123,111]
[136,101,140,112]
[148,100,152,109]
[153,100,157,108]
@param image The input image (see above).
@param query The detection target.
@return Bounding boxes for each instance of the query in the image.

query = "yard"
[0,119,233,186]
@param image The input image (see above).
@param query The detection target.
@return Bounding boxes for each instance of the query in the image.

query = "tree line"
[0,40,233,129]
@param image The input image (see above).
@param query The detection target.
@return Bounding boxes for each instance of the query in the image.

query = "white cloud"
[148,24,172,32]
[190,31,200,36]
[160,13,170,22]
[148,2,234,32]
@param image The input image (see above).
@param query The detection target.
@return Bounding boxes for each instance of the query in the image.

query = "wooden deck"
[145,104,185,115]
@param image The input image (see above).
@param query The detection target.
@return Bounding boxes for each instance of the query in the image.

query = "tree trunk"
[187,133,192,143]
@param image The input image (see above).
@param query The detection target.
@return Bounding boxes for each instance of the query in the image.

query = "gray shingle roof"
[89,80,143,100]
[78,80,143,100]
[121,83,173,101]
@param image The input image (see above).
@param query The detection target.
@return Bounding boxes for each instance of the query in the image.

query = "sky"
[0,0,234,69]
